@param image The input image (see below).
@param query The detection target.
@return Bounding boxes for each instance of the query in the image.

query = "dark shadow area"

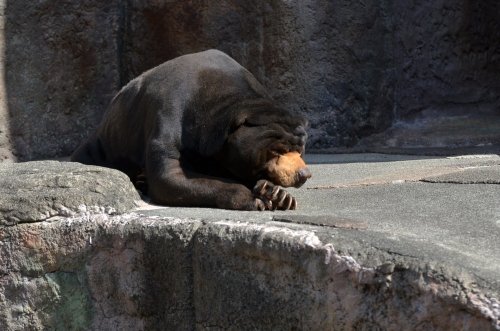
[360,0,500,151]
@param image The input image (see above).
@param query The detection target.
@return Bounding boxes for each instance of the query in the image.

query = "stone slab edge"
[2,213,499,330]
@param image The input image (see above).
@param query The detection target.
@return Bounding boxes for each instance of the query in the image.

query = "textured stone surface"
[358,1,500,149]
[0,215,201,331]
[0,161,140,225]
[422,165,500,184]
[121,0,395,149]
[1,0,498,161]
[1,215,498,331]
[393,1,500,120]
[193,221,498,330]
[0,0,121,161]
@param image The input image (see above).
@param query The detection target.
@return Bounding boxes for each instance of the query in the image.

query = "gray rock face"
[0,0,121,161]
[1,215,498,331]
[120,0,395,148]
[0,161,140,225]
[393,1,500,120]
[1,0,498,161]
[0,214,201,331]
[358,1,500,150]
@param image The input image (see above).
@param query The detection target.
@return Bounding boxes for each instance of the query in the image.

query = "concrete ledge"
[193,220,499,330]
[1,213,499,330]
[1,154,499,330]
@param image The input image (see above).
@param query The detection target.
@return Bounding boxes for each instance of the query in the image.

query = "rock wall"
[121,0,395,149]
[0,0,122,161]
[360,0,500,149]
[0,161,140,226]
[0,0,498,161]
[393,1,500,119]
[0,214,200,331]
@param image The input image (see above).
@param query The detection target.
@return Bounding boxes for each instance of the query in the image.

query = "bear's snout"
[265,151,312,188]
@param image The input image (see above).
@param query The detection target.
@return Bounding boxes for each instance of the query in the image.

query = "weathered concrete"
[422,165,500,184]
[1,154,499,330]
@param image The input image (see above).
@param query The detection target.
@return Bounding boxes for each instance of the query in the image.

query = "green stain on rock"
[45,272,92,331]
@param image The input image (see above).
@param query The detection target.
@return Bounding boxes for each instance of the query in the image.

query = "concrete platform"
[1,154,499,330]
[136,153,500,329]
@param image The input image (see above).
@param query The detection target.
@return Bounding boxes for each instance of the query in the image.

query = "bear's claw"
[253,180,297,211]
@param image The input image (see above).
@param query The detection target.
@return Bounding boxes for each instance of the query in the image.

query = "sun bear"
[71,50,311,210]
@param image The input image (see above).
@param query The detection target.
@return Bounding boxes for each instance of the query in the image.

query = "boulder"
[0,161,140,225]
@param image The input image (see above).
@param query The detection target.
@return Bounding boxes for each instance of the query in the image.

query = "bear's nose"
[299,167,312,180]
[295,167,312,187]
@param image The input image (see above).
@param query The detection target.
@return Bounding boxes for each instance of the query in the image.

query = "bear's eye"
[242,120,260,128]
[270,145,289,156]
[266,149,281,162]
[269,150,280,156]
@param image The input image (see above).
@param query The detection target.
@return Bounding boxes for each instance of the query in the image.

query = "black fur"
[71,50,308,210]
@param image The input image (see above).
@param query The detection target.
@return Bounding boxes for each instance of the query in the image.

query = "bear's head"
[218,105,311,188]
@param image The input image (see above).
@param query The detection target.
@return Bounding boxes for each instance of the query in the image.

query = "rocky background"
[0,0,499,161]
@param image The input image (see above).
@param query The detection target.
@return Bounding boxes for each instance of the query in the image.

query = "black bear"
[72,50,311,210]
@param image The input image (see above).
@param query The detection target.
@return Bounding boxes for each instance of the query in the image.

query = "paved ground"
[138,153,500,295]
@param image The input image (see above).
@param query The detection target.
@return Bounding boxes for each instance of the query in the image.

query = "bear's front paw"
[253,180,297,211]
